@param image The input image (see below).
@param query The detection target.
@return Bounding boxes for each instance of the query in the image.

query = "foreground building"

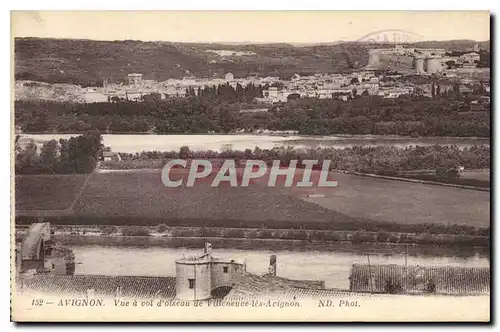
[175,242,245,301]
[15,224,490,300]
[16,222,75,276]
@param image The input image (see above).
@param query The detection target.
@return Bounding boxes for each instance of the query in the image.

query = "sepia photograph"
[10,10,491,322]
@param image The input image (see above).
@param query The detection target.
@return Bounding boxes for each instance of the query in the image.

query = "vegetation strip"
[345,171,489,191]
[16,223,489,247]
[101,144,490,187]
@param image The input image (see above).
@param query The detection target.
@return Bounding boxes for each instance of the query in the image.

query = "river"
[22,134,490,153]
[70,244,490,289]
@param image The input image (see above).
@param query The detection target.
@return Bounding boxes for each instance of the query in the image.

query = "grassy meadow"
[15,174,89,210]
[15,169,490,236]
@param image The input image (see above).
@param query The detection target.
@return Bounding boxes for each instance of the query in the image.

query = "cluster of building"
[257,44,488,103]
[97,70,411,104]
[255,72,379,102]
[92,45,487,104]
[86,72,283,103]
[442,52,481,69]
[367,44,483,75]
[15,43,490,105]
[367,45,447,74]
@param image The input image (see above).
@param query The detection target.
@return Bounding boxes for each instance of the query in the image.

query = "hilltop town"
[16,44,490,103]
[15,38,490,105]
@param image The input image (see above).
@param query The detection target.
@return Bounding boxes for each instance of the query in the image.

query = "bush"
[122,226,150,236]
[198,227,220,237]
[467,236,489,246]
[246,230,258,238]
[376,231,391,243]
[351,231,375,244]
[294,230,308,240]
[258,229,273,238]
[100,226,116,235]
[156,223,168,233]
[415,233,437,245]
[223,229,244,238]
[436,166,460,178]
[327,231,343,241]
[171,228,196,237]
[311,230,342,241]
[310,231,327,241]
[387,234,400,243]
[276,230,294,240]
[399,233,410,243]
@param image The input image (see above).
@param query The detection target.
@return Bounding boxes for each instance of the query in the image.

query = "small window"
[188,279,195,289]
[52,264,55,269]
[223,267,229,273]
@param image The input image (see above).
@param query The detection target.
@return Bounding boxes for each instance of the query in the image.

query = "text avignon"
[58,299,104,307]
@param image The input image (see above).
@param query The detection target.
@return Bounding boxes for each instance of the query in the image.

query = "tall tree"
[40,139,59,173]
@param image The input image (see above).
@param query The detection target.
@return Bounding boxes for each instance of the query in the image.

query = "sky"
[11,11,490,43]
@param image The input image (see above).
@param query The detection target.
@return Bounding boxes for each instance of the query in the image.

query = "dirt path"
[67,165,99,212]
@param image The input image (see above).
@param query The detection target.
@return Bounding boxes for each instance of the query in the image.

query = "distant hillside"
[14,38,490,86]
[15,38,208,86]
[413,40,490,51]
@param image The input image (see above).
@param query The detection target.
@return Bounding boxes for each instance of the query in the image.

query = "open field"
[15,174,89,210]
[15,170,490,233]
[303,172,490,228]
[393,169,490,189]
[72,171,356,224]
[460,170,491,182]
[398,174,490,189]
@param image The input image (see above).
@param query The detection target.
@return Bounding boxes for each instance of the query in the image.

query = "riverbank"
[16,224,489,249]
[18,132,492,140]
[19,133,490,155]
[56,235,489,257]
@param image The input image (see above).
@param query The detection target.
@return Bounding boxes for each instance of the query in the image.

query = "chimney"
[269,255,277,277]
[204,242,212,258]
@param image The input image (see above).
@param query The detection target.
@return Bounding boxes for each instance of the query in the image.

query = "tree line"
[116,144,490,177]
[262,95,490,137]
[15,131,103,174]
[15,91,490,137]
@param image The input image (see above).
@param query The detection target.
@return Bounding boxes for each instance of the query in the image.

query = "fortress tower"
[414,55,425,75]
[367,49,381,67]
[425,56,443,74]
[175,242,245,301]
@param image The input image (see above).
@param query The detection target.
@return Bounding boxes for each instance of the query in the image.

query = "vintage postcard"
[11,11,490,322]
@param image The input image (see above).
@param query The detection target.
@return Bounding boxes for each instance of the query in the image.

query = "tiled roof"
[17,265,489,301]
[350,264,490,295]
[17,275,176,299]
[278,287,374,300]
[229,273,325,297]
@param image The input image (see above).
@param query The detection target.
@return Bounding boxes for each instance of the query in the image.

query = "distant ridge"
[14,37,490,86]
